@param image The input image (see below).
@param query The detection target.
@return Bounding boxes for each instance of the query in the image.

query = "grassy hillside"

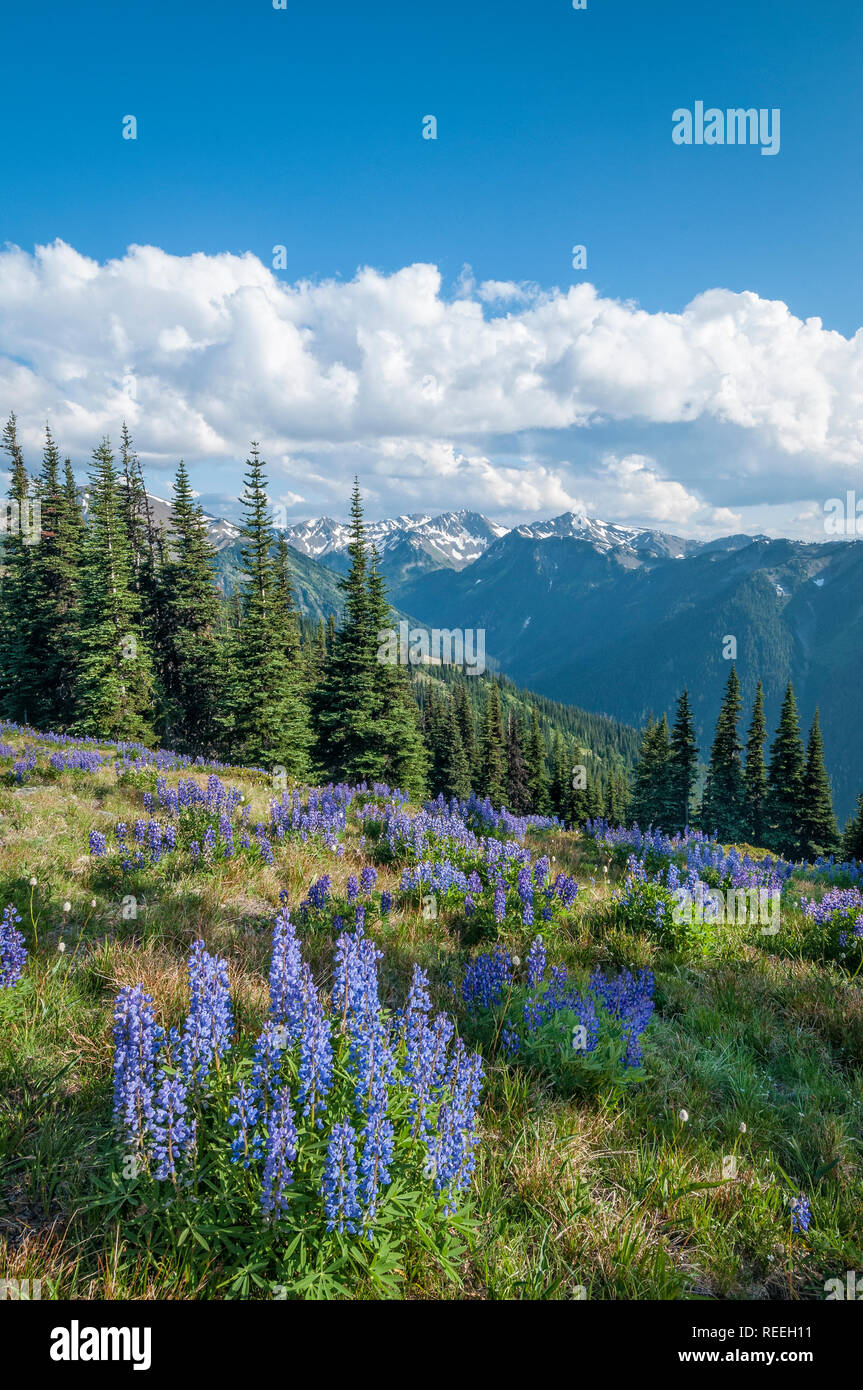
[1,729,860,1300]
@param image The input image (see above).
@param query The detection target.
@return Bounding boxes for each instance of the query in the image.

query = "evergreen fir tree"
[314,479,378,781]
[118,423,167,669]
[630,715,672,827]
[841,791,863,861]
[117,422,149,588]
[365,548,428,797]
[765,682,808,859]
[303,617,328,693]
[568,749,590,827]
[229,444,312,777]
[668,689,698,832]
[743,680,769,846]
[610,768,629,826]
[427,687,470,799]
[586,768,605,820]
[548,731,569,819]
[504,712,531,813]
[452,678,478,787]
[0,413,39,721]
[480,681,506,805]
[28,428,83,726]
[700,665,744,841]
[73,439,155,741]
[800,709,839,860]
[159,459,225,754]
[606,769,622,826]
[525,705,549,813]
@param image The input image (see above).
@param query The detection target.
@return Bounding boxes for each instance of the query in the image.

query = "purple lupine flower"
[380,890,392,915]
[425,1040,484,1214]
[402,965,440,1135]
[346,874,359,903]
[790,1194,812,1234]
[360,866,377,895]
[89,831,107,857]
[589,967,655,1068]
[333,924,383,1023]
[553,873,579,908]
[359,1093,395,1230]
[268,907,304,1040]
[297,965,333,1122]
[112,984,163,1151]
[322,1121,362,1234]
[151,1075,195,1179]
[462,946,512,1011]
[0,904,27,988]
[229,1080,262,1168]
[526,936,547,990]
[250,1019,288,1115]
[493,878,507,925]
[307,874,332,910]
[179,940,233,1085]
[261,1087,298,1217]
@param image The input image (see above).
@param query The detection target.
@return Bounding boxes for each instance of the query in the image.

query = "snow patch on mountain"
[283,509,508,570]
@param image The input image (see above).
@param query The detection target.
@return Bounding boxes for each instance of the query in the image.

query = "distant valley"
[160,497,863,822]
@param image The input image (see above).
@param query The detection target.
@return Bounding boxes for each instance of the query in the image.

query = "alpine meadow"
[2,0,863,1348]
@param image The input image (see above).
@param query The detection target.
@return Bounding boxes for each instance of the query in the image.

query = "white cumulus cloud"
[1,239,861,529]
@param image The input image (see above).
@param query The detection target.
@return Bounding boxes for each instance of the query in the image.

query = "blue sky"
[2,0,862,533]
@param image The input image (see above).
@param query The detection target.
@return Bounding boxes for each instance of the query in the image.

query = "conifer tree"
[841,791,863,861]
[548,731,570,819]
[480,680,506,805]
[365,548,428,796]
[0,414,39,721]
[74,439,155,741]
[630,714,672,827]
[303,617,328,693]
[159,459,225,754]
[700,665,744,841]
[610,768,629,826]
[315,480,378,780]
[28,428,83,726]
[427,688,470,799]
[525,705,549,814]
[118,423,166,667]
[743,680,769,846]
[452,678,477,786]
[800,710,839,860]
[118,422,149,588]
[586,767,605,820]
[668,689,698,832]
[606,769,622,826]
[568,749,590,827]
[765,681,808,859]
[229,445,312,777]
[504,712,531,812]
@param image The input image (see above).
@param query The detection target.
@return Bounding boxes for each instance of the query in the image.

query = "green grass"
[1,749,861,1300]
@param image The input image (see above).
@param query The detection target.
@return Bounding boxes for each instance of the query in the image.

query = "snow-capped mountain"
[283,509,509,571]
[513,511,701,560]
[140,492,242,550]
